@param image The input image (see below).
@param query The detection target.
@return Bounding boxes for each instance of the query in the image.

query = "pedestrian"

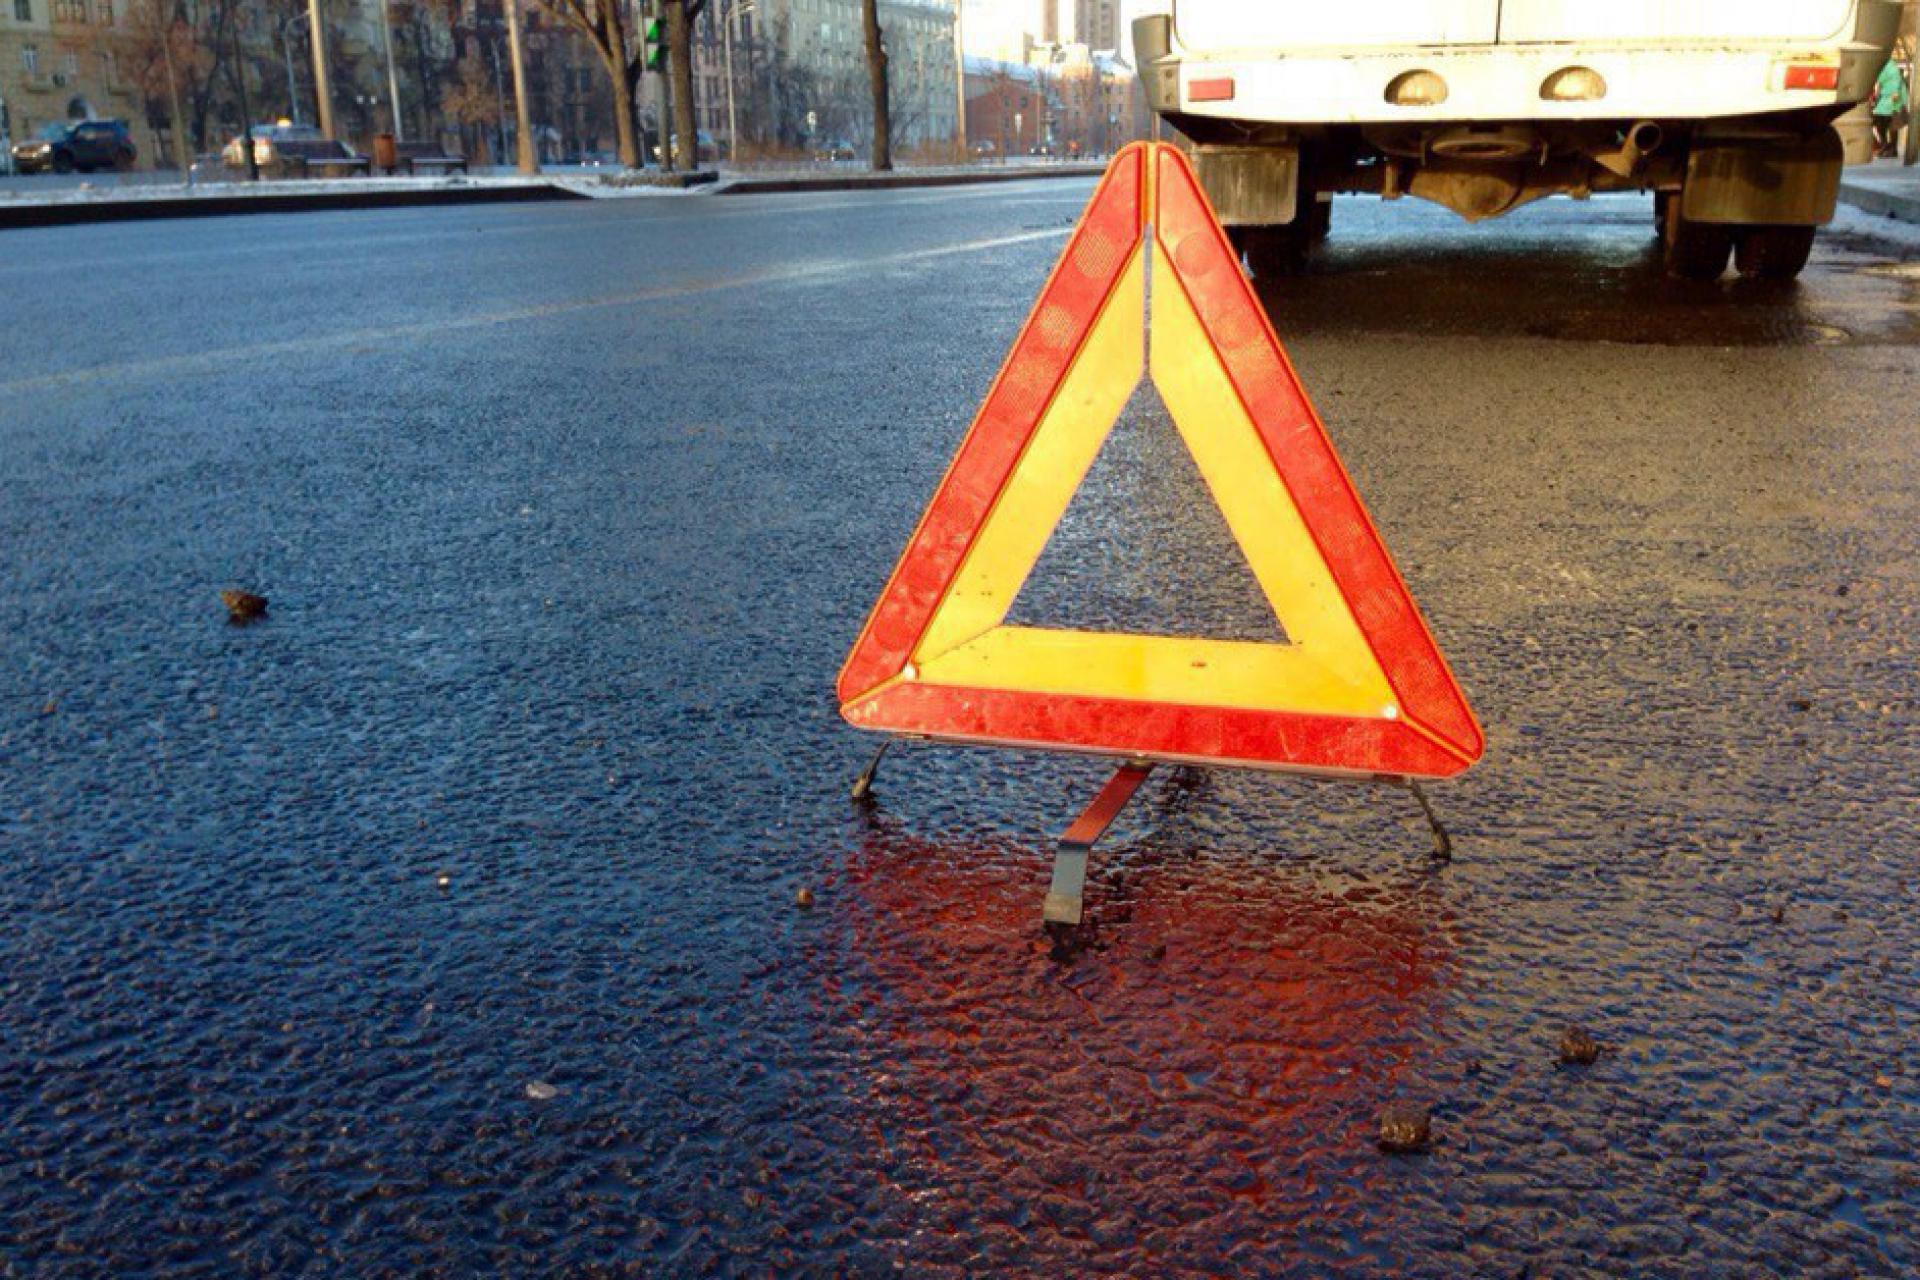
[1871,57,1908,158]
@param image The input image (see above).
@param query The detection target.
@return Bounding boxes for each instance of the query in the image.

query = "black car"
[10,120,137,174]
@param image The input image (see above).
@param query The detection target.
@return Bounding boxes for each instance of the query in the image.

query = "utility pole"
[308,0,335,140]
[377,0,404,141]
[951,0,966,160]
[506,0,538,172]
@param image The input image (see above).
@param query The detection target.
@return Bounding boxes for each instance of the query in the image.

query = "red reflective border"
[1151,146,1482,769]
[1188,78,1236,103]
[836,146,1144,704]
[844,682,1469,778]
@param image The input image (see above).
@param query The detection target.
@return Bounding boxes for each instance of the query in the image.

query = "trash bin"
[373,132,397,173]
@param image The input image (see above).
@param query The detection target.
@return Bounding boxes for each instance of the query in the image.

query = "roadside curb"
[1837,179,1920,224]
[0,181,586,230]
[0,163,1103,229]
[716,164,1103,195]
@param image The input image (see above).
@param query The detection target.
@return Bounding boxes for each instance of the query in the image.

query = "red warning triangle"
[838,143,1482,779]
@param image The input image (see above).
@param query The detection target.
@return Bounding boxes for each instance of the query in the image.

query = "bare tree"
[537,0,643,166]
[123,0,200,170]
[440,53,501,159]
[860,0,890,169]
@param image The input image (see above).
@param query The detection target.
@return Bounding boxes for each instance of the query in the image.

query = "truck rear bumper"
[1134,4,1900,127]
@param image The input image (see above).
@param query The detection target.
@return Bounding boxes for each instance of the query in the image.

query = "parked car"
[812,138,857,162]
[10,120,136,174]
[221,122,347,177]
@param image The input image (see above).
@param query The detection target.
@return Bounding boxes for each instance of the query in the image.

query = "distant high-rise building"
[1075,0,1118,51]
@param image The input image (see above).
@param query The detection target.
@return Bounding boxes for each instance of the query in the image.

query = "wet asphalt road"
[2,182,1918,1276]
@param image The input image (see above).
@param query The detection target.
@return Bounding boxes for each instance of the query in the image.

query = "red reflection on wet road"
[821,801,1459,1269]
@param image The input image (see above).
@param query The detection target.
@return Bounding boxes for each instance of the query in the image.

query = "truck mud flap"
[1682,130,1843,227]
[1193,145,1300,227]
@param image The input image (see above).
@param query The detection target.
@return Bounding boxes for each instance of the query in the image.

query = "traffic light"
[643,6,664,71]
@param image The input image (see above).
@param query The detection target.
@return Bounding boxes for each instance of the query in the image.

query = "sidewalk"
[1838,160,1920,224]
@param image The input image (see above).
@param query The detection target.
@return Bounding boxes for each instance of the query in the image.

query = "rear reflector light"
[1783,64,1839,91]
[1384,70,1449,107]
[1540,66,1607,101]
[1188,77,1235,103]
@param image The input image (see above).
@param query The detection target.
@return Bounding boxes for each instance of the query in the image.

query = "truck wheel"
[1661,198,1731,281]
[1733,226,1815,281]
[52,152,73,174]
[1230,224,1310,279]
[1307,198,1332,243]
[1654,192,1673,243]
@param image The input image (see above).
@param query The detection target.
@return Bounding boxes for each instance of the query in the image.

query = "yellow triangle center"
[907,237,1396,720]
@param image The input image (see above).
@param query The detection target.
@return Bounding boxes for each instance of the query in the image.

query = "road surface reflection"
[820,796,1462,1269]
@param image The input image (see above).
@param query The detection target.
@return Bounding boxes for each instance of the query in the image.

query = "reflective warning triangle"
[838,143,1482,779]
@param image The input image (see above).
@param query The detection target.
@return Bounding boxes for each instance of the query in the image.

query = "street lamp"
[951,0,966,159]
[722,0,757,165]
[376,0,404,141]
[278,14,304,125]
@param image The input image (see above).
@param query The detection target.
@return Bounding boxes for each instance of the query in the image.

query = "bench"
[393,141,468,176]
[304,155,372,177]
[269,139,370,179]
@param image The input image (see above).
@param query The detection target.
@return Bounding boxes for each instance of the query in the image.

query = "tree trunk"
[666,0,697,169]
[161,26,191,173]
[610,61,641,168]
[861,0,891,171]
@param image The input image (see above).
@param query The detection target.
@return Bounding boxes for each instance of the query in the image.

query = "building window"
[13,0,30,19]
[62,52,78,78]
[53,0,85,20]
[21,44,37,75]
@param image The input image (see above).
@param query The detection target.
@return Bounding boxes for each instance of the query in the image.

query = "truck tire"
[1654,192,1673,243]
[1661,197,1731,281]
[1307,197,1332,243]
[1230,223,1310,279]
[1733,225,1816,281]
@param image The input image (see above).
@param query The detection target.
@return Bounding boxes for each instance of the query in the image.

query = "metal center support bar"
[1044,762,1155,926]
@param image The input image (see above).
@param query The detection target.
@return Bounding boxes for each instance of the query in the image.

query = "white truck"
[1130,2,1903,280]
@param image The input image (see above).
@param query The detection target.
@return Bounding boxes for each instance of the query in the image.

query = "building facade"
[693,0,958,155]
[1,0,149,164]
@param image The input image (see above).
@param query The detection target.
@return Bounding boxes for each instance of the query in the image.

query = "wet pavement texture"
[2,183,1918,1276]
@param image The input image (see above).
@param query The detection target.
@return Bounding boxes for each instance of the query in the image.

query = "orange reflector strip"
[1189,77,1235,103]
[1783,64,1838,91]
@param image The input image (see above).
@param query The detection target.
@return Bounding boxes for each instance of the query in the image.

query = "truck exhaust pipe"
[1623,121,1664,170]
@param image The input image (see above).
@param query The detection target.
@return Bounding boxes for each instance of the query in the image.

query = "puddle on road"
[813,806,1458,1270]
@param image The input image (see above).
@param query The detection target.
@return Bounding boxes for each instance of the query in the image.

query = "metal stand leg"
[1405,779,1452,863]
[1045,762,1154,925]
[850,740,889,803]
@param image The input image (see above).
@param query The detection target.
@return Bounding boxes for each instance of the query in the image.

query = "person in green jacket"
[1872,57,1909,158]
